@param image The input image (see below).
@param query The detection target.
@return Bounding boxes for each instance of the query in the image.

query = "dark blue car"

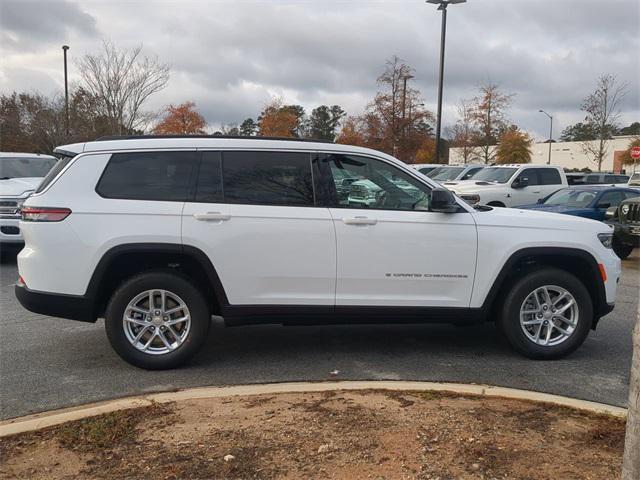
[517,185,640,221]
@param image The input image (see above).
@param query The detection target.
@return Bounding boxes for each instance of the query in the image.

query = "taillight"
[21,207,71,222]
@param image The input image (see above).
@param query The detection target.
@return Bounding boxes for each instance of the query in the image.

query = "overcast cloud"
[1,0,638,139]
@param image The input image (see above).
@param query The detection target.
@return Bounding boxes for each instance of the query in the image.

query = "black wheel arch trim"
[480,246,610,325]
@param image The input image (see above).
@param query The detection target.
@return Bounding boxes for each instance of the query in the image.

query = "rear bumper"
[0,218,23,243]
[14,283,96,322]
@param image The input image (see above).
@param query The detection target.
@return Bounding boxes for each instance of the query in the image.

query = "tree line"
[0,41,637,170]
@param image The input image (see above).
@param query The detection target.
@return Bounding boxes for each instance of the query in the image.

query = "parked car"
[427,164,484,183]
[628,172,640,187]
[0,152,58,244]
[411,163,440,175]
[582,173,629,185]
[15,136,620,369]
[516,186,640,221]
[605,196,640,259]
[566,173,587,185]
[447,164,567,207]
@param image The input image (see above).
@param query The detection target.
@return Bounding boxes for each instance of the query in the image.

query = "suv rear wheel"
[105,271,210,369]
[498,268,592,359]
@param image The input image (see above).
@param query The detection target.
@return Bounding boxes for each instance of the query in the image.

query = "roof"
[0,152,56,159]
[53,136,399,163]
[564,185,640,191]
[491,164,560,168]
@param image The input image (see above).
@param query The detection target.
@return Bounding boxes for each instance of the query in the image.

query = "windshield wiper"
[0,177,13,180]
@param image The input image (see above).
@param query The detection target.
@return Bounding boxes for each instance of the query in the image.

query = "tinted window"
[461,167,483,180]
[598,191,626,207]
[515,169,539,186]
[323,154,431,211]
[222,151,314,206]
[97,151,197,201]
[0,157,57,179]
[35,157,68,193]
[537,168,562,185]
[195,152,223,202]
[585,175,600,184]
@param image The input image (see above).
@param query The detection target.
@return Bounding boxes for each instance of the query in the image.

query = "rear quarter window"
[35,157,67,193]
[96,151,197,201]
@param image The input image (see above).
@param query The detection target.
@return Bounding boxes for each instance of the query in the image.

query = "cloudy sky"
[1,0,638,140]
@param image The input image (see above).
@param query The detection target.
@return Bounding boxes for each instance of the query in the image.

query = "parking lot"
[0,249,638,420]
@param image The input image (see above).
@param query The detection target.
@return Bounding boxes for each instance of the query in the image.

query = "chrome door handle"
[343,216,377,226]
[193,212,231,221]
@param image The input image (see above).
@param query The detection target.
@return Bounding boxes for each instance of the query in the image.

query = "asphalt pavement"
[1,249,638,420]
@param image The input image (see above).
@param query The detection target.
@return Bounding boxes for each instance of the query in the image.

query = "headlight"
[460,194,480,205]
[621,204,630,216]
[597,232,613,249]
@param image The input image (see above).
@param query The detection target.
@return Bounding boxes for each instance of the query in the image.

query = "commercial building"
[449,135,638,173]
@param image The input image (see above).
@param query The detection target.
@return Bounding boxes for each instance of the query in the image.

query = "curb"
[0,381,627,438]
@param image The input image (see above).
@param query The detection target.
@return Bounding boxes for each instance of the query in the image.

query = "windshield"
[630,173,640,185]
[0,157,57,179]
[544,189,597,207]
[471,167,518,184]
[428,166,466,181]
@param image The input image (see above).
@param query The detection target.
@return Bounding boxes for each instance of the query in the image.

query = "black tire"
[105,271,210,370]
[498,268,592,360]
[612,240,633,260]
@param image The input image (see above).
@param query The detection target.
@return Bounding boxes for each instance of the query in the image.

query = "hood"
[447,180,505,193]
[0,177,42,197]
[472,205,608,234]
[516,204,590,215]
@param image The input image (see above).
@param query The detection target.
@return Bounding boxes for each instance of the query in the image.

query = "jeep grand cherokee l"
[15,136,620,369]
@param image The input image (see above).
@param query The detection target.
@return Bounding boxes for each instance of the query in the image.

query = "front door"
[182,151,336,306]
[319,153,477,308]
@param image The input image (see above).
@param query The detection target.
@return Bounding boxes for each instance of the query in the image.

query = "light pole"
[401,74,414,141]
[427,0,466,163]
[62,45,70,137]
[539,109,553,165]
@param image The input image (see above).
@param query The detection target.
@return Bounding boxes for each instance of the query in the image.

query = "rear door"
[318,153,477,308]
[181,151,336,306]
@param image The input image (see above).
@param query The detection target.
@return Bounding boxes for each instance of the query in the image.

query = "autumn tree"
[447,100,481,163]
[257,98,302,137]
[78,40,170,135]
[337,57,434,163]
[308,105,346,141]
[495,127,532,164]
[335,116,367,146]
[619,137,640,172]
[153,102,206,135]
[580,74,628,171]
[470,83,514,164]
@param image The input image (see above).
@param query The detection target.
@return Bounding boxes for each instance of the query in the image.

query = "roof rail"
[94,134,334,144]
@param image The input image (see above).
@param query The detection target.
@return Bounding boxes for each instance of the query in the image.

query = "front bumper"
[15,282,96,322]
[606,220,640,247]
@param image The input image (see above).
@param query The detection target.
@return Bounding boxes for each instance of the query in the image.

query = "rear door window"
[537,168,562,185]
[221,151,314,206]
[96,151,197,201]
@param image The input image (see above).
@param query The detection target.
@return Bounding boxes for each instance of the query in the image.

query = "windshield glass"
[471,167,518,183]
[544,189,597,207]
[428,166,465,181]
[630,173,640,185]
[0,157,57,179]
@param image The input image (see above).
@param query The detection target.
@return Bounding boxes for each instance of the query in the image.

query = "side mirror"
[430,188,459,213]
[604,206,618,220]
[596,202,611,210]
[512,177,528,189]
[537,198,545,204]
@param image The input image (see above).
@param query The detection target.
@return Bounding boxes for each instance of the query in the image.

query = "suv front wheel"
[105,272,210,369]
[498,268,592,359]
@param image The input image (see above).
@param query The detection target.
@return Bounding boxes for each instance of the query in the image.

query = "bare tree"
[622,308,640,480]
[580,74,627,171]
[447,100,481,163]
[470,83,514,164]
[78,40,170,135]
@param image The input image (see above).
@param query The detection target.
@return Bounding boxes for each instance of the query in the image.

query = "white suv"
[447,164,567,207]
[0,152,57,244]
[15,137,620,369]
